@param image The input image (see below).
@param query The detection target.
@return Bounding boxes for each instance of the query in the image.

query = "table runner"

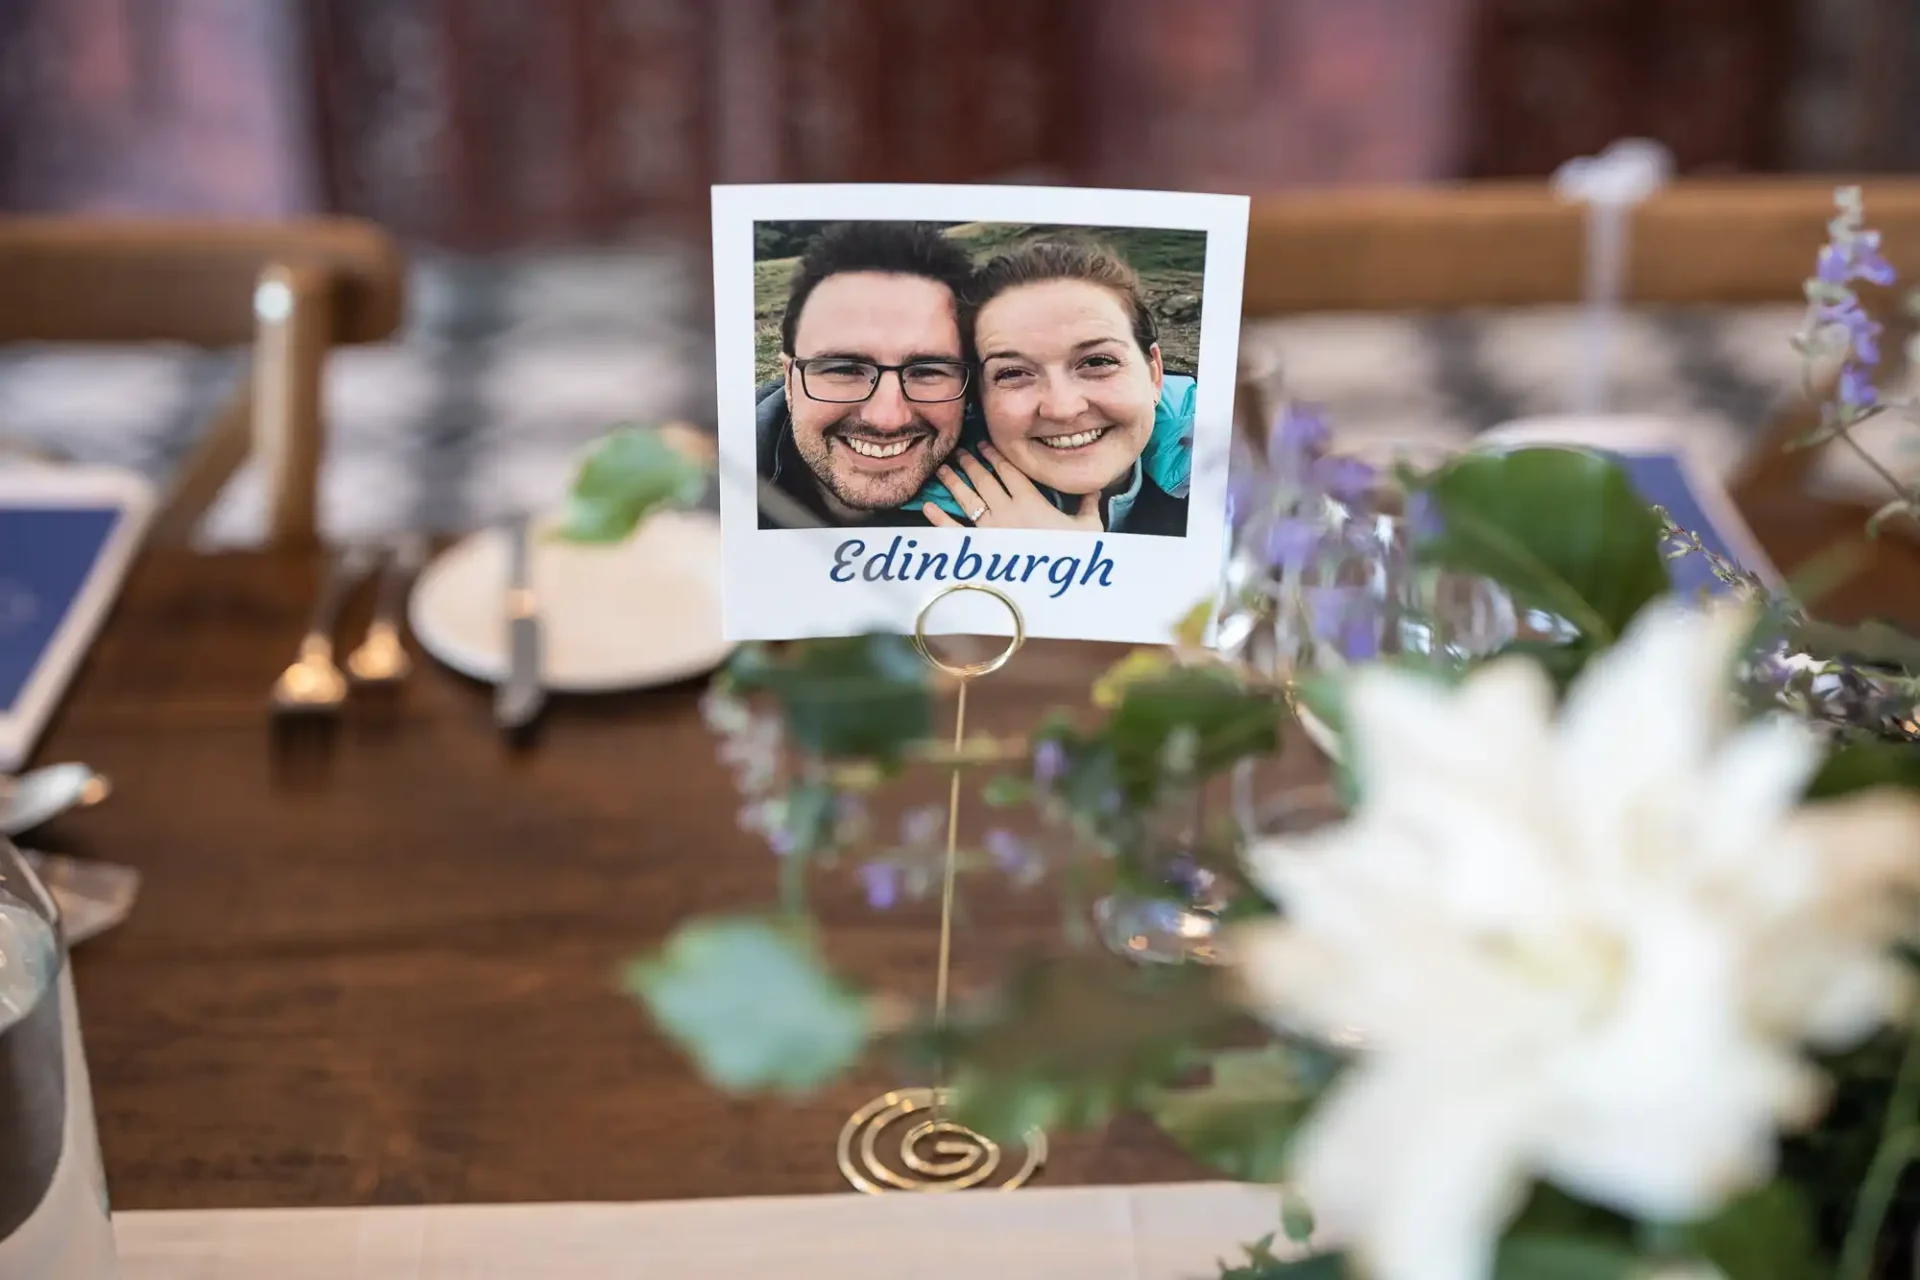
[113,1182,1289,1280]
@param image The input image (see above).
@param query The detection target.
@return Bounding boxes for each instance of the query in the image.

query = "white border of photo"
[711,183,1250,645]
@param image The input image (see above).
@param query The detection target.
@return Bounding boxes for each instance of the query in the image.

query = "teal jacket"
[911,373,1196,523]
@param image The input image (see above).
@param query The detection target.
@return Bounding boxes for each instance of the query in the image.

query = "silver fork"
[347,535,426,685]
[271,545,376,713]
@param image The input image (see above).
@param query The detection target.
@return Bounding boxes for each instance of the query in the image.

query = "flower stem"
[778,846,807,918]
[1839,1011,1920,1280]
[1833,424,1917,512]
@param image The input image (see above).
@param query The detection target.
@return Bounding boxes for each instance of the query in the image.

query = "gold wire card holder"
[836,583,1049,1194]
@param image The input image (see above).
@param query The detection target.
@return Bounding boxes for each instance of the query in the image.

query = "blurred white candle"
[1551,139,1674,416]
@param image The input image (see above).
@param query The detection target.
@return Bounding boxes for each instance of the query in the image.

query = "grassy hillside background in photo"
[752,221,1207,385]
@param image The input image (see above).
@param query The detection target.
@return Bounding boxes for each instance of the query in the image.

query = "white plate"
[408,509,731,692]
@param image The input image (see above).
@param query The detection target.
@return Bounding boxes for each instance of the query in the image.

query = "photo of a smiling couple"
[753,219,1204,537]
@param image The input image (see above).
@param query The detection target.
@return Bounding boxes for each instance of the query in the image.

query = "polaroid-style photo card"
[712,184,1250,644]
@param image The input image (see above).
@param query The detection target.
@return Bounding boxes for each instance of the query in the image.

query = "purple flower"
[1270,405,1330,467]
[1841,363,1879,409]
[1311,455,1376,504]
[1820,299,1883,365]
[1306,586,1382,661]
[1263,516,1321,571]
[1817,244,1851,285]
[1847,231,1897,286]
[1337,612,1381,661]
[859,862,899,910]
[901,806,945,847]
[1033,739,1067,786]
[984,829,1031,872]
[767,826,796,858]
[1857,242,1897,287]
[1817,231,1897,289]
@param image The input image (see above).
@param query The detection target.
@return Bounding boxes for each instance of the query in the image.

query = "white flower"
[1233,600,1920,1280]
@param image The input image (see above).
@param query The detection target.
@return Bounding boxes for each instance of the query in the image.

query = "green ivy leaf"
[1220,1238,1343,1280]
[1281,1190,1317,1244]
[554,425,710,543]
[1224,1231,1655,1280]
[1503,1183,1635,1241]
[1415,448,1670,648]
[1491,1235,1648,1280]
[727,634,932,762]
[623,916,870,1096]
[1292,670,1359,806]
[1678,1181,1824,1280]
[1148,1044,1329,1182]
[1108,666,1284,805]
[936,954,1243,1144]
[781,777,838,857]
[1806,739,1920,800]
[982,774,1035,807]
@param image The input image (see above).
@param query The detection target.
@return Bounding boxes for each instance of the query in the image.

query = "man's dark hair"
[779,222,975,355]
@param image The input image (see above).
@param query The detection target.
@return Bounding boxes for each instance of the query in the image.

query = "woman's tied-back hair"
[966,238,1160,358]
[778,222,977,356]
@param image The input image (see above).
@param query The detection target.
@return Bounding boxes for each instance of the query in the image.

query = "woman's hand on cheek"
[933,445,1104,532]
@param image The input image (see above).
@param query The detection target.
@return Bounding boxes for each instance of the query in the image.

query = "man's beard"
[795,411,952,514]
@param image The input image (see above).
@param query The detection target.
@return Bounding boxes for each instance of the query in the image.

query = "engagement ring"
[968,505,987,522]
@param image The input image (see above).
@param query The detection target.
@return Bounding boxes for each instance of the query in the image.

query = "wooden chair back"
[1236,178,1920,499]
[0,218,406,544]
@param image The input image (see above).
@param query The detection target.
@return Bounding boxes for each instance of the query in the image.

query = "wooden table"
[35,492,1920,1212]
[41,553,1219,1211]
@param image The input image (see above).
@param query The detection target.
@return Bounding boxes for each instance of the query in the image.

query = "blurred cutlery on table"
[0,762,111,836]
[271,545,376,714]
[493,513,546,731]
[347,534,427,686]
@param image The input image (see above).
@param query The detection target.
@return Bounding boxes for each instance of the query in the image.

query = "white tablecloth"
[113,1182,1293,1279]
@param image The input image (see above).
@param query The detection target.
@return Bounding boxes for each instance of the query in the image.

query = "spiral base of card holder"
[836,584,1048,1194]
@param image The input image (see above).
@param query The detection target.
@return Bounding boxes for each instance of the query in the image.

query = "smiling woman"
[945,239,1186,537]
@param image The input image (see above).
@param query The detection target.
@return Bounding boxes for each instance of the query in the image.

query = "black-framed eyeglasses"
[793,357,970,405]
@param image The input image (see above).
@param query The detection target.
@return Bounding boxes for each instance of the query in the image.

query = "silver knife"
[495,513,546,729]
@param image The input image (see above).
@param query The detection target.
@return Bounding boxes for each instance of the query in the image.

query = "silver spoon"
[0,764,111,837]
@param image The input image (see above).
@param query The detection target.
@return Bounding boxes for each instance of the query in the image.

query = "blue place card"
[0,507,125,714]
[1608,450,1777,596]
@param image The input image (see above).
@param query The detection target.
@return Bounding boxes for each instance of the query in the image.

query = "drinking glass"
[1094,781,1349,966]
[1218,443,1518,754]
[0,839,115,1278]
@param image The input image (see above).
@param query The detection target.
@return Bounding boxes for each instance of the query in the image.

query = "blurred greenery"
[625,916,872,1096]
[752,220,1208,383]
[935,953,1245,1144]
[1148,1045,1328,1183]
[724,633,933,764]
[552,425,709,543]
[1413,449,1671,651]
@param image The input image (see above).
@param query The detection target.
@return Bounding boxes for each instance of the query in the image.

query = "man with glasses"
[756,222,974,528]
